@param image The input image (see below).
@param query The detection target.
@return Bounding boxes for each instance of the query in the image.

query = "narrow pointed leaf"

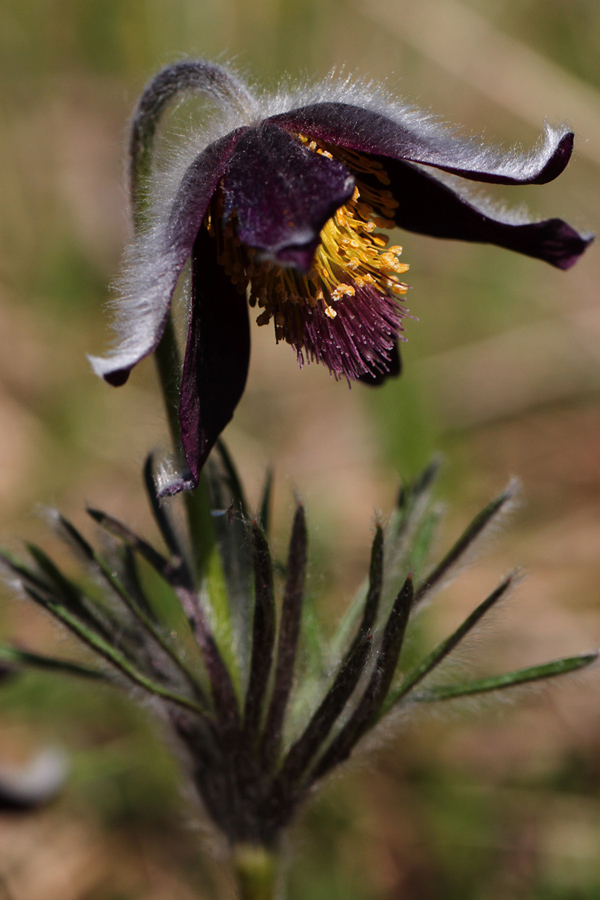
[397,457,442,518]
[119,545,157,617]
[243,522,276,743]
[385,574,515,712]
[411,652,599,702]
[414,483,518,608]
[86,508,184,589]
[215,440,249,515]
[180,471,240,694]
[329,460,441,662]
[27,544,83,600]
[312,576,414,781]
[8,547,115,643]
[66,513,208,704]
[60,512,162,621]
[204,455,253,670]
[22,586,205,715]
[128,488,242,717]
[173,581,241,735]
[0,644,105,680]
[258,468,274,536]
[278,527,384,783]
[261,503,307,767]
[0,550,58,595]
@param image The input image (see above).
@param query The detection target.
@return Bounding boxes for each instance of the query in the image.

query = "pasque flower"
[90,61,592,486]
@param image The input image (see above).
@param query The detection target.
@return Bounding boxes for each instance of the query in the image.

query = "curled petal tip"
[547,222,595,270]
[103,369,131,387]
[87,354,131,387]
[535,130,574,184]
[157,474,197,498]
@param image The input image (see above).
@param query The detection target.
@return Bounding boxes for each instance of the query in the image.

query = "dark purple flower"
[89,61,592,487]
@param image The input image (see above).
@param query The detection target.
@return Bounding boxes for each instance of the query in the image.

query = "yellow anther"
[331,283,356,301]
[373,217,396,230]
[206,135,410,346]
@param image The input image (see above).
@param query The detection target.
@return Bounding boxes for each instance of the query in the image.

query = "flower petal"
[272,102,575,185]
[89,129,246,386]
[222,123,355,272]
[368,157,593,269]
[179,227,251,487]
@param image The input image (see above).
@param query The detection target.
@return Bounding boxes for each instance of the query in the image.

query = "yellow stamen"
[206,135,410,347]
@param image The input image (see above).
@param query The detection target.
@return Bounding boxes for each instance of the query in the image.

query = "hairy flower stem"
[129,103,184,458]
[129,86,217,577]
[233,845,280,900]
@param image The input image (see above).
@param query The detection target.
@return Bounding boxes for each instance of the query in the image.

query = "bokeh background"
[1,0,600,897]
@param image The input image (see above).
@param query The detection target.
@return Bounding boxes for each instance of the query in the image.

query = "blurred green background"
[1,0,600,897]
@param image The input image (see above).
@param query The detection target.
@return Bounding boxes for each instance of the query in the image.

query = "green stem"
[233,845,280,900]
[130,86,218,584]
[128,71,236,685]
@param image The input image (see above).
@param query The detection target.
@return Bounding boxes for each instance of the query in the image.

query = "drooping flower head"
[89,61,592,488]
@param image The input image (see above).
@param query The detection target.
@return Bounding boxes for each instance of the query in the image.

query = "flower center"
[248,140,408,322]
[206,137,411,381]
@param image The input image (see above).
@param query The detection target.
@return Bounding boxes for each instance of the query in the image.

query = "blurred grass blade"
[413,482,518,608]
[411,652,599,702]
[384,574,515,712]
[0,644,105,680]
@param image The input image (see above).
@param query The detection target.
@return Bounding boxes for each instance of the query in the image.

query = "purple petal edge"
[365,156,593,269]
[272,103,575,186]
[89,129,246,387]
[179,227,251,488]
